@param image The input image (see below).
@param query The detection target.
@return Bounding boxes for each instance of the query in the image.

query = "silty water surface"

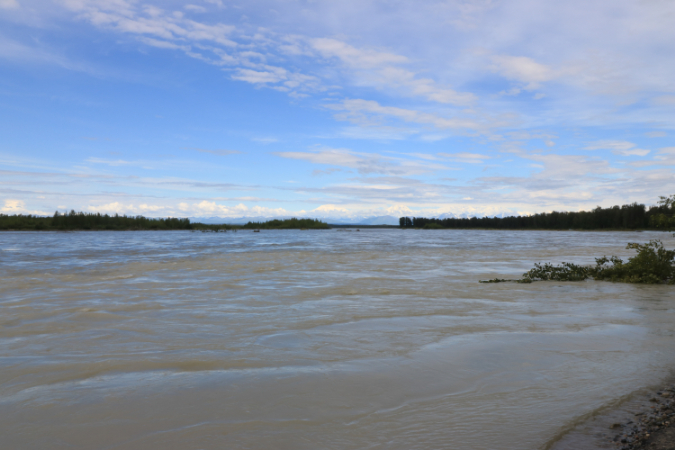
[1,229,674,449]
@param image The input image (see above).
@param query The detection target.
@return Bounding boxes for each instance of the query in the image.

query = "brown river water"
[1,229,674,450]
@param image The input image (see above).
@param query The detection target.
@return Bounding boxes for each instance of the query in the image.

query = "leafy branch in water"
[524,262,591,281]
[480,239,675,285]
[480,278,533,284]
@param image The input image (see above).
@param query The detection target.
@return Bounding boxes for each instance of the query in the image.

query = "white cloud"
[613,149,650,157]
[439,152,491,164]
[311,38,474,105]
[203,0,224,8]
[1,199,25,213]
[189,200,247,216]
[329,99,483,132]
[85,157,135,166]
[85,200,292,218]
[251,137,279,144]
[137,37,187,50]
[385,204,413,216]
[0,198,49,215]
[653,95,675,105]
[526,152,617,178]
[312,204,348,214]
[184,147,241,156]
[584,140,636,151]
[582,139,651,157]
[232,68,286,84]
[376,66,476,105]
[491,54,557,90]
[276,147,448,175]
[184,4,206,13]
[86,202,166,215]
[16,0,675,114]
[278,148,364,167]
[3,0,675,219]
[0,0,19,10]
[311,38,408,69]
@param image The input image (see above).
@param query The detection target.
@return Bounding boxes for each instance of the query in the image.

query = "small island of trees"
[241,218,329,229]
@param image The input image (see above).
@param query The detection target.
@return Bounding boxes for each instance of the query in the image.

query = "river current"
[1,229,674,449]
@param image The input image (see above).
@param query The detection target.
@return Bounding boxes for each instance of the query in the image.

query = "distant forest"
[0,211,330,231]
[241,218,329,229]
[400,195,675,230]
[0,211,193,231]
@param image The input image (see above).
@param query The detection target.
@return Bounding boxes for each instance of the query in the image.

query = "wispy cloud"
[328,99,486,134]
[183,147,241,156]
[0,0,19,10]
[276,147,449,176]
[251,137,279,144]
[439,152,491,164]
[490,54,558,90]
[311,38,474,105]
[85,157,137,166]
[584,140,650,157]
[613,149,650,157]
[585,140,636,151]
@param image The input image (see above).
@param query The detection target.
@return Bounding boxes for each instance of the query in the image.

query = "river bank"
[611,383,675,450]
[547,380,675,450]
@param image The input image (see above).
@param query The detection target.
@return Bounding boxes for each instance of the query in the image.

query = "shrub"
[590,240,675,284]
[480,239,675,284]
[524,262,591,281]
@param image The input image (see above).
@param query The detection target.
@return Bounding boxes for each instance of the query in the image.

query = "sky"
[1,0,674,221]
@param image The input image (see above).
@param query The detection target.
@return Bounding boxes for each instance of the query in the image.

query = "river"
[1,229,674,449]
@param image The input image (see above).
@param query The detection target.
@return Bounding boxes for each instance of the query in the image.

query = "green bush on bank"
[592,240,675,284]
[481,239,675,285]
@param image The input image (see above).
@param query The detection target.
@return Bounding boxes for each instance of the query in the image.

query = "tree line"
[0,211,192,231]
[0,211,331,231]
[241,218,330,229]
[400,195,675,230]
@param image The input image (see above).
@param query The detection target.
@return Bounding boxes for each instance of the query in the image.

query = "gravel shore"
[610,384,675,450]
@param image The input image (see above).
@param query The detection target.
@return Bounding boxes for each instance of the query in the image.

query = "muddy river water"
[1,229,674,449]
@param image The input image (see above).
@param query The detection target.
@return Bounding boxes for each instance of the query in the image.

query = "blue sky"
[1,0,674,220]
